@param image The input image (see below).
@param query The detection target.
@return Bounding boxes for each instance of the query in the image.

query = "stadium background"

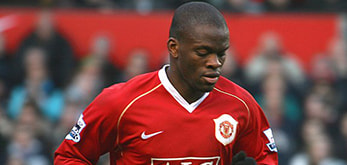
[0,0,346,165]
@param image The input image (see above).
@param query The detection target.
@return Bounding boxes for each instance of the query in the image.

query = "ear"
[167,37,179,59]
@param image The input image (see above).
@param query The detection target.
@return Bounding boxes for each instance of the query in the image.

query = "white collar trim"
[158,65,209,113]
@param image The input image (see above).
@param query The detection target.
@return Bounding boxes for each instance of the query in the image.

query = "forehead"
[182,25,229,50]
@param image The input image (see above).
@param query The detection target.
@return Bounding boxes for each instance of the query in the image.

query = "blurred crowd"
[0,3,347,165]
[1,0,347,13]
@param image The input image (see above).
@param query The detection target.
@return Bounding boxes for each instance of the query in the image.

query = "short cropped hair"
[169,2,228,41]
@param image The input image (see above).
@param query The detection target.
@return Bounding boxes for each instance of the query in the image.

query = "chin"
[200,85,215,92]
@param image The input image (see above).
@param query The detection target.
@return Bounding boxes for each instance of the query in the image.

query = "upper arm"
[233,101,278,164]
[54,90,119,165]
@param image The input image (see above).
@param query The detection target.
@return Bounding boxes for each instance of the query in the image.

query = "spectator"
[256,73,300,164]
[123,48,149,81]
[245,32,305,93]
[7,47,64,122]
[65,58,104,109]
[309,54,336,84]
[6,124,49,165]
[81,35,123,88]
[300,119,326,147]
[259,73,301,126]
[13,101,53,160]
[308,53,337,106]
[14,9,75,89]
[15,101,52,142]
[303,89,339,137]
[304,92,334,122]
[221,48,245,86]
[52,100,81,150]
[289,133,346,165]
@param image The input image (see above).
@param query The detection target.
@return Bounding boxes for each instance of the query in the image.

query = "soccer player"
[54,2,278,165]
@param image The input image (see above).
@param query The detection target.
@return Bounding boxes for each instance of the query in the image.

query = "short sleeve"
[54,89,118,165]
[232,101,278,165]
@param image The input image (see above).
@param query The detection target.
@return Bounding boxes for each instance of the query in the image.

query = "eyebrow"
[196,45,229,52]
[195,46,212,51]
[193,39,229,50]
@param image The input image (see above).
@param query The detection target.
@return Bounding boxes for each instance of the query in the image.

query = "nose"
[206,54,222,69]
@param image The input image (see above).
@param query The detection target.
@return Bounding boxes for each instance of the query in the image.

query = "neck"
[166,65,204,104]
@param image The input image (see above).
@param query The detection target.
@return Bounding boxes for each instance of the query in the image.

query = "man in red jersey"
[55,2,278,165]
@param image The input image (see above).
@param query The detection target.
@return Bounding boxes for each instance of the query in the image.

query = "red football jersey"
[54,65,278,165]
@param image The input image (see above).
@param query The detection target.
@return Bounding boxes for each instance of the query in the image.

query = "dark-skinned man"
[55,2,278,165]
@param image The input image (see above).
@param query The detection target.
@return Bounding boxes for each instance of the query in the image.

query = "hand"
[231,151,256,165]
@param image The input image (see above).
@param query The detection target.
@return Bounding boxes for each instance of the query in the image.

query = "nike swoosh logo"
[141,131,163,140]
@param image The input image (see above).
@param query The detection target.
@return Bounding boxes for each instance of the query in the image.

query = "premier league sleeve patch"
[65,114,86,143]
[213,114,238,146]
[263,128,278,152]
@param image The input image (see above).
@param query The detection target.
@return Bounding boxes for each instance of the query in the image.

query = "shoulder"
[107,71,160,94]
[95,71,161,108]
[213,76,257,106]
[81,71,161,122]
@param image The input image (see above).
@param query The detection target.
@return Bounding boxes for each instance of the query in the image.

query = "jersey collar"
[158,65,209,113]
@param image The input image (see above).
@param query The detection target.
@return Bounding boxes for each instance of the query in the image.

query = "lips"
[202,72,220,84]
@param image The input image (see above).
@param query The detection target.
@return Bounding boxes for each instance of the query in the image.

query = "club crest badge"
[214,114,238,146]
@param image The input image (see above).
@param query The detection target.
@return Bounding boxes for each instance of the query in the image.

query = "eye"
[196,50,208,56]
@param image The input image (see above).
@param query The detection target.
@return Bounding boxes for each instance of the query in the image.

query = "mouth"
[202,72,220,84]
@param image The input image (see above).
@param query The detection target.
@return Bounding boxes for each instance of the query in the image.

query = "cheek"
[179,59,196,77]
[178,54,200,78]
